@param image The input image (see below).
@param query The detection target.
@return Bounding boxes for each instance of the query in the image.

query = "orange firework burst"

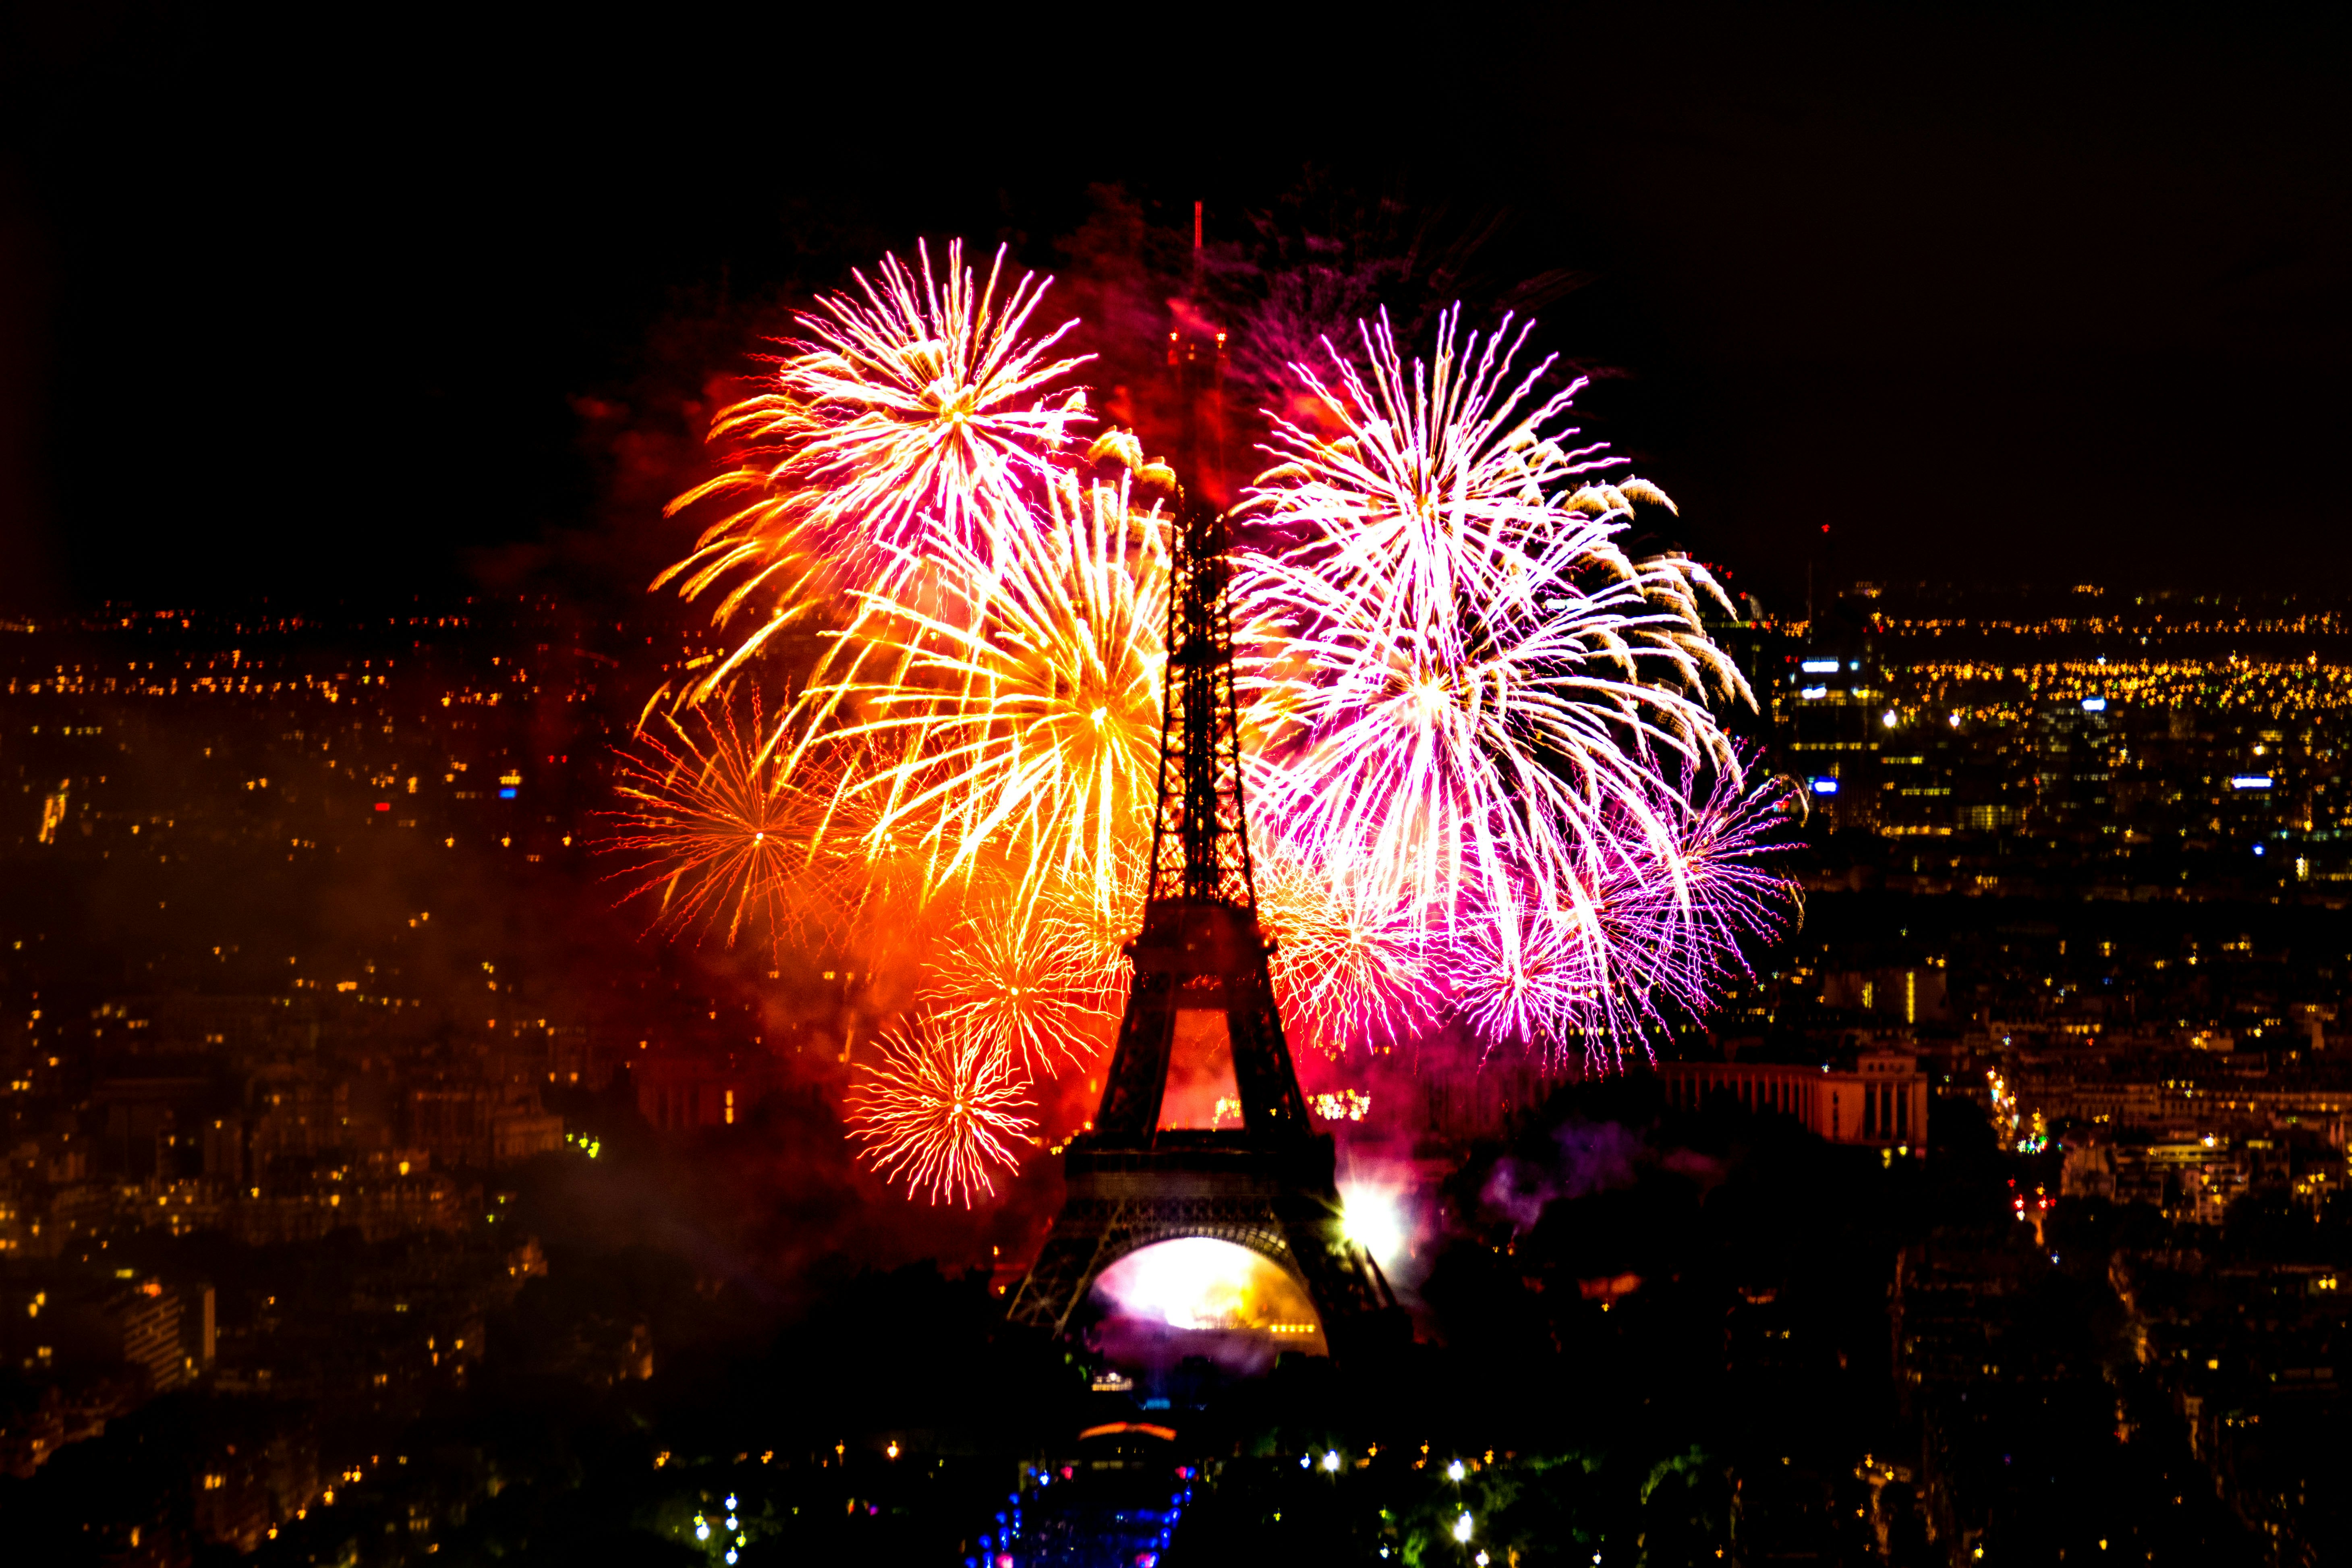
[1257,849,1435,1056]
[919,896,1121,1078]
[603,698,813,951]
[791,471,1168,917]
[657,240,1094,703]
[847,1018,1036,1206]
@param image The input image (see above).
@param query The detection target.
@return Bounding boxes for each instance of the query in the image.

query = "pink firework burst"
[1235,306,1753,941]
[1437,761,1803,1067]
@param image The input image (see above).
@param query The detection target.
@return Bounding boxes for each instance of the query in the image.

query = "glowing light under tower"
[1337,1183,1407,1270]
[1090,1237,1323,1340]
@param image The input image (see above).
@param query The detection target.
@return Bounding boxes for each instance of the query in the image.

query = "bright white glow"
[1949,713,1962,728]
[1810,778,1840,796]
[1447,1460,1467,1482]
[1881,710,1898,728]
[1322,1450,1341,1473]
[1454,1512,1475,1543]
[2081,697,2107,712]
[1094,1237,1322,1336]
[2231,775,2273,790]
[1800,685,1828,700]
[1800,659,1840,673]
[1338,1185,1407,1269]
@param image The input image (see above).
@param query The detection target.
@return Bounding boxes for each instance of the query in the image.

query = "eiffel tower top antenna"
[1152,260,1253,911]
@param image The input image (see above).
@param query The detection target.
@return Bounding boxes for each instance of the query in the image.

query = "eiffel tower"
[1004,319,1399,1355]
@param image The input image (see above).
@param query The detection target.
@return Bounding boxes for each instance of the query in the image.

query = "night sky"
[2,4,2345,612]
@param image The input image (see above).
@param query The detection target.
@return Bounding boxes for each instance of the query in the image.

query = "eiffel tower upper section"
[1084,323,1314,1143]
[1149,327,1256,912]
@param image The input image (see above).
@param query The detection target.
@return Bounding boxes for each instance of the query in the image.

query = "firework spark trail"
[602,697,816,952]
[847,1017,1037,1206]
[1256,849,1435,1056]
[1237,539,1748,964]
[1630,760,1806,1017]
[657,240,1094,704]
[920,892,1123,1078]
[1235,307,1757,940]
[791,471,1169,918]
[1437,763,1802,1067]
[1240,307,1732,631]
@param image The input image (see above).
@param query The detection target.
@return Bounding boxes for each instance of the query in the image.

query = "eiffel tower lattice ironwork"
[1004,323,1399,1353]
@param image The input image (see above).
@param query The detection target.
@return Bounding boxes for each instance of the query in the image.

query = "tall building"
[2031,697,2114,830]
[1775,643,1886,830]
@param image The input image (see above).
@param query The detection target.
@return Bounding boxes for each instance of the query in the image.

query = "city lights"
[15,99,2348,1562]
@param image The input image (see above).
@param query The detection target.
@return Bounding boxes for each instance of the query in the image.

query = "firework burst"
[1436,762,1802,1065]
[657,239,1094,702]
[602,698,813,952]
[1236,307,1755,939]
[919,895,1122,1078]
[1257,849,1434,1056]
[644,235,1803,1127]
[847,1017,1036,1206]
[1622,761,1807,1019]
[792,470,1169,916]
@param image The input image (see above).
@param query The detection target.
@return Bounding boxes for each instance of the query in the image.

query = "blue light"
[498,787,517,799]
[2230,775,2274,790]
[2081,697,2107,712]
[1811,778,1840,796]
[1800,686,1828,700]
[2254,845,2267,857]
[1800,659,1840,674]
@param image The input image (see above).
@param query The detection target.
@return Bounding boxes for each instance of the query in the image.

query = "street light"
[1453,1512,1474,1543]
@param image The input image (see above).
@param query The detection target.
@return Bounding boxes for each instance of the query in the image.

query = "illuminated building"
[633,1047,781,1131]
[1821,966,1949,1025]
[1775,642,1884,829]
[1658,1050,1929,1159]
[2031,696,2114,829]
[406,1083,563,1167]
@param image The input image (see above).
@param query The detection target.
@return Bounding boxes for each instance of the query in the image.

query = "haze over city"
[2,6,2350,1566]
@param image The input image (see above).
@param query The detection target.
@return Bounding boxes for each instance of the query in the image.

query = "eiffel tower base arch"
[1004,1130,1404,1359]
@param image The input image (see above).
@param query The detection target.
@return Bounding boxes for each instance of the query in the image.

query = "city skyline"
[7,6,2352,1561]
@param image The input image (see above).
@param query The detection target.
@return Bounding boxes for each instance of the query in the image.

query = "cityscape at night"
[4,6,2350,1565]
